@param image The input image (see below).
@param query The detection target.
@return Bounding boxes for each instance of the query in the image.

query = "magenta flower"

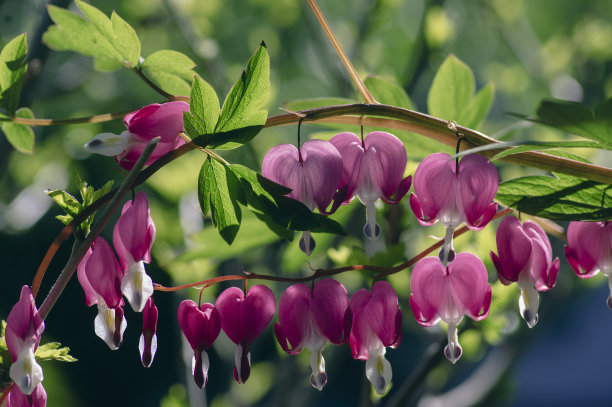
[491,217,560,327]
[7,383,46,407]
[330,131,411,240]
[262,139,343,255]
[79,237,127,350]
[139,297,158,368]
[409,253,491,363]
[349,281,401,395]
[5,286,44,396]
[84,101,189,170]
[178,300,221,388]
[565,221,612,307]
[274,279,350,390]
[216,285,276,384]
[410,153,498,264]
[113,191,156,312]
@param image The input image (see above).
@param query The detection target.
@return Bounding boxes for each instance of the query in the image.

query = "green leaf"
[44,4,123,71]
[489,140,609,161]
[1,107,34,153]
[531,98,612,145]
[495,174,612,221]
[427,55,493,129]
[141,50,197,97]
[212,42,270,149]
[45,190,82,219]
[185,76,220,147]
[0,34,27,115]
[110,12,140,67]
[364,75,412,109]
[198,157,243,244]
[34,342,77,363]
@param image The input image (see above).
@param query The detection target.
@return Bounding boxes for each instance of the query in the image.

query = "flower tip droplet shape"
[411,153,498,231]
[349,281,401,395]
[216,285,276,384]
[6,286,45,396]
[565,221,612,307]
[329,131,410,241]
[262,140,343,255]
[139,297,158,368]
[491,216,559,327]
[410,253,491,363]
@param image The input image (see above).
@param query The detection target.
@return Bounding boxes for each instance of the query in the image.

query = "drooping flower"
[565,221,612,307]
[7,383,46,407]
[410,153,498,264]
[113,191,156,312]
[79,237,127,350]
[139,297,158,368]
[329,131,411,241]
[5,286,44,396]
[262,139,343,255]
[216,285,275,384]
[349,281,401,395]
[409,253,491,363]
[178,300,221,388]
[84,101,190,170]
[274,279,350,390]
[491,216,560,327]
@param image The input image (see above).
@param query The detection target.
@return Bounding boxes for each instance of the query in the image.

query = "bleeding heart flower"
[113,191,156,313]
[349,281,402,395]
[5,286,45,396]
[409,253,491,363]
[7,383,46,407]
[139,297,158,368]
[491,216,560,327]
[329,131,411,241]
[410,153,498,264]
[84,101,189,170]
[178,300,221,388]
[274,279,350,390]
[262,139,343,255]
[216,285,276,384]
[565,221,612,307]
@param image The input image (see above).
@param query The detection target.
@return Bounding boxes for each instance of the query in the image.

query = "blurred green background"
[1,0,612,406]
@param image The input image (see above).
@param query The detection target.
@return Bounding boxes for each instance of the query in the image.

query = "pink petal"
[566,221,612,275]
[412,153,456,222]
[310,279,349,345]
[349,288,374,359]
[362,131,407,200]
[178,300,221,351]
[409,257,449,326]
[85,237,123,308]
[7,383,46,407]
[455,154,498,227]
[113,191,155,271]
[328,132,363,202]
[125,102,189,143]
[216,285,275,344]
[276,283,312,352]
[447,253,491,321]
[409,193,437,227]
[140,297,158,368]
[6,286,44,361]
[494,216,533,282]
[77,247,99,307]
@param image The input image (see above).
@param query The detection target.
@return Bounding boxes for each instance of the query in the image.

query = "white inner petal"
[84,131,130,156]
[121,261,154,312]
[9,343,43,395]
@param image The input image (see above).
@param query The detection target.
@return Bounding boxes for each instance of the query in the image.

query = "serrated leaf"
[45,190,82,218]
[364,75,412,109]
[185,76,220,147]
[2,108,34,153]
[428,55,493,129]
[495,174,612,221]
[141,50,196,97]
[110,12,140,66]
[532,98,612,145]
[198,157,243,244]
[0,34,27,115]
[44,5,123,71]
[212,43,269,149]
[34,342,77,362]
[90,179,114,203]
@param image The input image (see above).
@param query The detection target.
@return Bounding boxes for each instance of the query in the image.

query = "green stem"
[131,66,175,100]
[37,138,160,319]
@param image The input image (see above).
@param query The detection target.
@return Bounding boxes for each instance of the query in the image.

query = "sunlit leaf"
[185,76,220,147]
[35,342,77,363]
[0,33,27,115]
[1,108,34,153]
[141,50,197,97]
[364,75,412,109]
